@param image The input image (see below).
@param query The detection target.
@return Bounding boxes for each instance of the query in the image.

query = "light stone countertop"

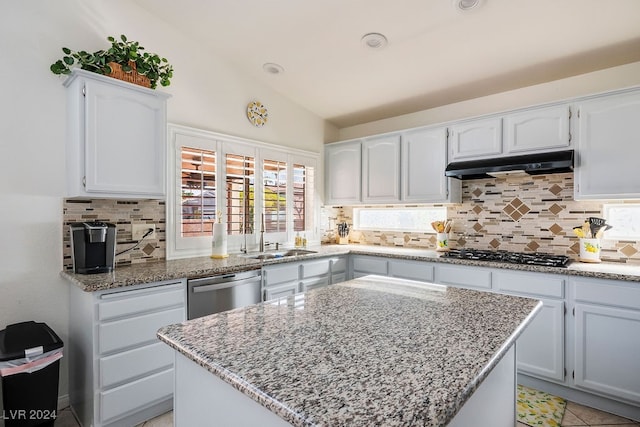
[60,244,640,292]
[157,275,542,427]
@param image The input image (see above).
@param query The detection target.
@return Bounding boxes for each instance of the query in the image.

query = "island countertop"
[157,275,542,427]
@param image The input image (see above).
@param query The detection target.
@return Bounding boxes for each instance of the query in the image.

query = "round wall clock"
[247,101,268,127]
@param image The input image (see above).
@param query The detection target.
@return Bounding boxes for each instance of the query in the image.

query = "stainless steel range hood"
[444,150,574,180]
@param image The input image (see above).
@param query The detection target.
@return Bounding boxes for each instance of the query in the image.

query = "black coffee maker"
[69,222,117,274]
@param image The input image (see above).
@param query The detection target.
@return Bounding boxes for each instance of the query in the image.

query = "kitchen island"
[158,275,542,426]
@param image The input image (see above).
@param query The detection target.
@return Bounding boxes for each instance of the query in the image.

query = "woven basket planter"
[107,61,151,88]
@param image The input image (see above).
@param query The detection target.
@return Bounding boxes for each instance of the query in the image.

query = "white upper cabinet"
[574,89,640,199]
[362,135,401,203]
[504,104,572,154]
[324,140,362,205]
[449,117,503,161]
[401,127,460,203]
[449,105,572,162]
[64,70,170,199]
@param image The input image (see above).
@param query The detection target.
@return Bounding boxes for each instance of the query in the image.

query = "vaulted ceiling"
[134,0,640,128]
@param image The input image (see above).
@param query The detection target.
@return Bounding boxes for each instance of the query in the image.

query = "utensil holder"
[579,238,601,263]
[436,232,450,252]
[336,236,349,245]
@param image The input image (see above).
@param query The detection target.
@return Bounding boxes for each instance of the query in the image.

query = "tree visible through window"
[226,154,255,235]
[181,146,216,237]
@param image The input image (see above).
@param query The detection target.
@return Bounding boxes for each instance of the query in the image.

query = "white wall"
[337,61,640,140]
[0,0,331,404]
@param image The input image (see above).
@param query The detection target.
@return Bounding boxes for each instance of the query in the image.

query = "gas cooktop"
[441,249,571,268]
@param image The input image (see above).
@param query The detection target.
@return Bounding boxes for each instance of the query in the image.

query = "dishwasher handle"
[191,276,262,293]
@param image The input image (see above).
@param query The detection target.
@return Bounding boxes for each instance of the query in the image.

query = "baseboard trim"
[58,393,70,411]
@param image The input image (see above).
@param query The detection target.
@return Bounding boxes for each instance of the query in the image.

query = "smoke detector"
[454,0,482,11]
[361,33,388,50]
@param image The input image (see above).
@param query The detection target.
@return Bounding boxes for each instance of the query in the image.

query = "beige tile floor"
[516,401,640,427]
[56,401,639,426]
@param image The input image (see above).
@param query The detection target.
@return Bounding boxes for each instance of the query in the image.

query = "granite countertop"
[60,244,640,292]
[157,275,541,427]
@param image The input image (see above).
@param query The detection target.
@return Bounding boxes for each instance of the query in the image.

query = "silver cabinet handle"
[192,277,261,293]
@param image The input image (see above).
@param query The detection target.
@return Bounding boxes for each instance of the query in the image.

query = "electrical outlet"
[132,223,156,241]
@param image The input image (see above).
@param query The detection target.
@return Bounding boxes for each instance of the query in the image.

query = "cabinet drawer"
[332,273,346,284]
[100,368,173,424]
[100,341,174,389]
[352,256,388,275]
[436,265,491,289]
[331,257,347,273]
[264,264,300,286]
[301,259,331,279]
[389,260,434,283]
[493,271,564,298]
[264,282,299,301]
[572,278,640,310]
[99,307,184,355]
[99,282,185,321]
[301,276,330,292]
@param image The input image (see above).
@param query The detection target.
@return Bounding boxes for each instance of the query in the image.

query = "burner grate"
[442,249,570,268]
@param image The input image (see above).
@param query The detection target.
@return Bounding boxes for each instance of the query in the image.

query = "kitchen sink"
[241,249,317,260]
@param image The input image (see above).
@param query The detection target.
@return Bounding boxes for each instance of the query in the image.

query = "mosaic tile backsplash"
[63,199,165,271]
[321,173,640,264]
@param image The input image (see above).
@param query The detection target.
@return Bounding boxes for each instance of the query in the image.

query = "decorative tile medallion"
[549,203,564,215]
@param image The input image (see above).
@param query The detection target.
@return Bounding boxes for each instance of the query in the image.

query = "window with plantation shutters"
[180,146,216,237]
[168,124,319,259]
[225,153,255,235]
[293,164,312,232]
[263,159,287,233]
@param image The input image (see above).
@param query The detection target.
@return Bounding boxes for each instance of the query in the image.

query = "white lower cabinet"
[571,277,640,406]
[435,264,492,290]
[493,270,566,382]
[351,255,389,278]
[263,256,347,300]
[388,259,435,283]
[69,280,186,427]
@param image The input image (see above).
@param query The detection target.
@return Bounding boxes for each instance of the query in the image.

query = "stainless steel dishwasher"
[187,269,262,319]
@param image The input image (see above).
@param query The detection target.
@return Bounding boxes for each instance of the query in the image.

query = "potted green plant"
[50,35,173,89]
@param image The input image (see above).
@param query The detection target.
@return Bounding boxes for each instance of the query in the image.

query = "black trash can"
[0,321,63,427]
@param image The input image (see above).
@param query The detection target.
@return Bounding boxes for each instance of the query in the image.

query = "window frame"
[602,203,640,240]
[167,124,319,259]
[352,206,447,233]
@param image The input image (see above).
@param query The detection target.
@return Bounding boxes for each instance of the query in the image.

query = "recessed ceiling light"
[361,33,388,50]
[263,63,284,75]
[454,0,482,11]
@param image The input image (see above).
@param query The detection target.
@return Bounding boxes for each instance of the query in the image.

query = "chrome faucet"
[259,213,265,252]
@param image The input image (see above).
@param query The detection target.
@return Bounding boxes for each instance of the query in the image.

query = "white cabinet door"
[351,256,388,278]
[264,282,299,301]
[401,127,460,203]
[517,299,565,382]
[388,259,435,283]
[574,90,640,199]
[65,70,169,199]
[449,117,503,161]
[574,303,640,404]
[362,135,401,203]
[571,276,640,405]
[504,105,572,154]
[325,141,362,205]
[435,264,492,290]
